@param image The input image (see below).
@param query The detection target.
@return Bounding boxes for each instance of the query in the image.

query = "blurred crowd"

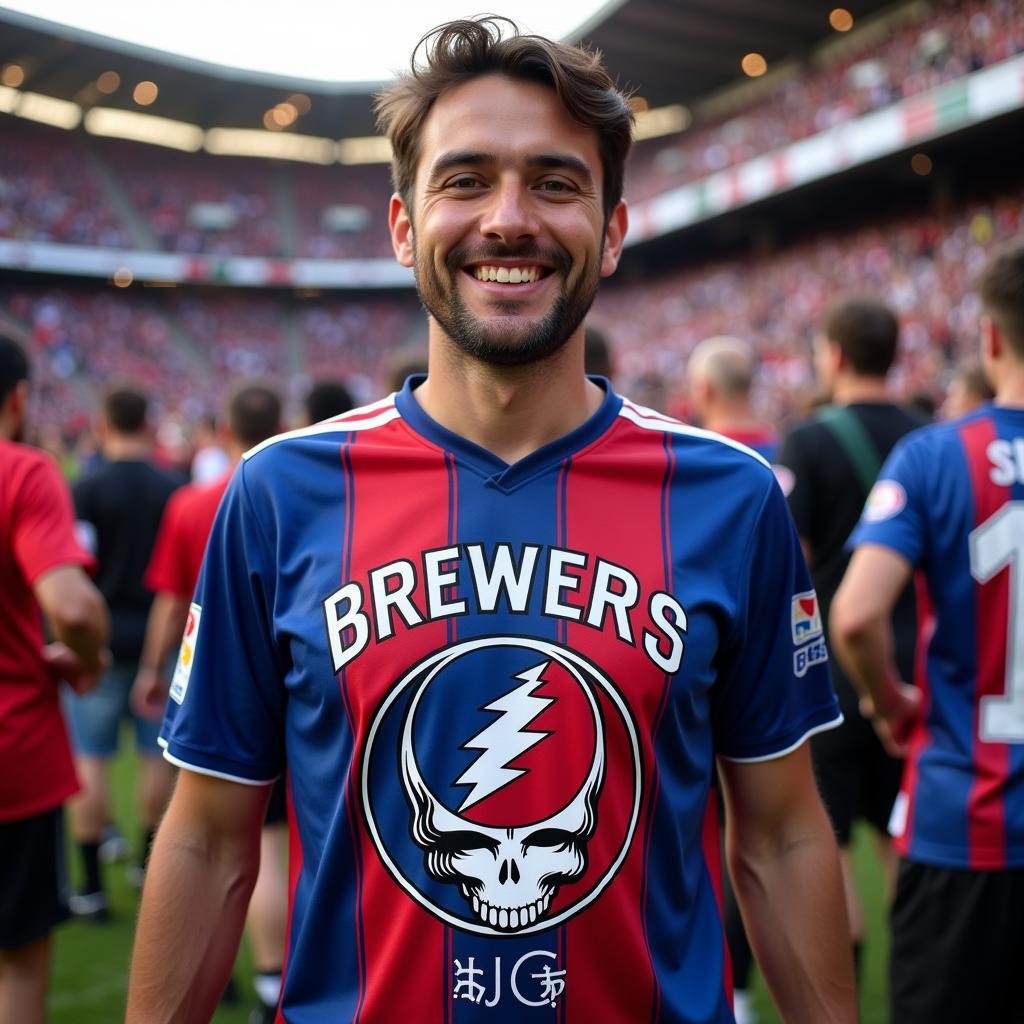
[595,187,1024,422]
[628,0,1024,202]
[3,181,1021,474]
[1,0,1020,258]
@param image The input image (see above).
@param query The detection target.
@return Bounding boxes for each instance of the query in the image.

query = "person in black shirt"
[64,387,184,918]
[776,297,927,981]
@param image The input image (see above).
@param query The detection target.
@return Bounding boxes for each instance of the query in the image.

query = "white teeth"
[473,266,541,284]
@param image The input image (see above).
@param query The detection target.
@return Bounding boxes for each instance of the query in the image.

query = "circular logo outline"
[360,635,643,937]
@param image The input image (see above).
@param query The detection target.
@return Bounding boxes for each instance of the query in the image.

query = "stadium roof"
[0,0,901,139]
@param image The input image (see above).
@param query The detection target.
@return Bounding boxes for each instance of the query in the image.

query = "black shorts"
[891,859,1024,1024]
[810,713,902,845]
[264,776,287,827]
[0,806,70,949]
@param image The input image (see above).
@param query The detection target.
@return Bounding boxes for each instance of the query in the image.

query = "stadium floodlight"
[11,90,81,129]
[633,105,692,142]
[84,107,204,151]
[337,136,392,165]
[204,128,336,164]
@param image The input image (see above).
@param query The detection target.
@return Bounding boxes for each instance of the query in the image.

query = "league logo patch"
[169,602,201,705]
[863,480,907,524]
[361,636,642,937]
[791,591,823,646]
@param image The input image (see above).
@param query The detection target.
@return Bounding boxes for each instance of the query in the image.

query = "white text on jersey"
[322,543,688,675]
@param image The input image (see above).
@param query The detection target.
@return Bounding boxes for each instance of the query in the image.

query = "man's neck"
[413,331,603,465]
[103,435,151,461]
[994,364,1024,408]
[702,400,768,437]
[831,375,890,406]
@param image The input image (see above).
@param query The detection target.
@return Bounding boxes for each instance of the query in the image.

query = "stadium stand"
[0,119,128,247]
[594,187,1024,423]
[2,1,1019,254]
[627,0,1024,202]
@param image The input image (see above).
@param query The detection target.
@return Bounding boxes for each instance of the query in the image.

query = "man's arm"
[126,770,269,1023]
[719,744,857,1024]
[133,592,190,720]
[830,543,922,757]
[33,564,109,693]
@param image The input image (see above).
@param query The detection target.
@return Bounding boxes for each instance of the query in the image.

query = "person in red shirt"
[0,332,108,1024]
[134,382,288,1024]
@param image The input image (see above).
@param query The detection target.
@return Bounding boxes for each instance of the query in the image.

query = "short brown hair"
[824,297,899,377]
[103,386,148,434]
[375,17,634,221]
[977,237,1024,357]
[228,383,282,449]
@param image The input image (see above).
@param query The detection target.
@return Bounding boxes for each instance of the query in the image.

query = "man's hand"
[859,681,922,758]
[132,666,170,721]
[42,640,110,695]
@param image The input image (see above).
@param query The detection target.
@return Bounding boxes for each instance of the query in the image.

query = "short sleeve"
[159,463,286,783]
[144,490,192,598]
[14,456,95,583]
[712,477,841,761]
[848,436,927,568]
[775,426,816,542]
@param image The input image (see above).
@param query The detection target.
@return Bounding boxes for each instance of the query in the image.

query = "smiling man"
[127,19,855,1024]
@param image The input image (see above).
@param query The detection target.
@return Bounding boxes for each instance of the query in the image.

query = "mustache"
[445,242,572,277]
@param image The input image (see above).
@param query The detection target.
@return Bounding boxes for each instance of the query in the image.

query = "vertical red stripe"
[894,572,934,859]
[960,417,1011,868]
[561,418,670,1024]
[343,422,453,1022]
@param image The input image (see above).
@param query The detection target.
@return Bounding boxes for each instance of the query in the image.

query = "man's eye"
[448,177,484,190]
[538,179,574,194]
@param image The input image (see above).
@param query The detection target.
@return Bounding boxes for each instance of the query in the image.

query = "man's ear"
[980,314,1001,361]
[389,194,414,269]
[4,378,27,427]
[600,200,629,278]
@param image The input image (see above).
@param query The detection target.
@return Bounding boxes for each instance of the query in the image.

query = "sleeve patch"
[170,602,202,705]
[862,480,907,524]
[791,590,823,645]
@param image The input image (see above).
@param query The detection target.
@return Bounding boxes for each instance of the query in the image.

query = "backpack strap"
[814,405,883,495]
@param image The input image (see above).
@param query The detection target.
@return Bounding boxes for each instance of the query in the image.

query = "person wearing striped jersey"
[127,18,856,1024]
[832,237,1024,1024]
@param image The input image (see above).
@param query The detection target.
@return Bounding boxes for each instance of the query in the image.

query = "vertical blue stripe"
[645,431,732,1023]
[339,434,368,1022]
[642,431,676,1023]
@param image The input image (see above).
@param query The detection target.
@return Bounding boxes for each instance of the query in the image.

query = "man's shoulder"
[0,437,54,473]
[779,411,831,451]
[617,398,774,471]
[243,395,404,468]
[1,439,64,494]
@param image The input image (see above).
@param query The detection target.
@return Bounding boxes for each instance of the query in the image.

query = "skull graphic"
[400,660,605,933]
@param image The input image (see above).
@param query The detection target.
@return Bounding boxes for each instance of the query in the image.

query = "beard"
[414,239,601,368]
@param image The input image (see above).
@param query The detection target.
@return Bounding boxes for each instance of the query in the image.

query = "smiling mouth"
[466,264,552,285]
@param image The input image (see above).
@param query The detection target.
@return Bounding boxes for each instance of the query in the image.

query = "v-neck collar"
[395,374,622,491]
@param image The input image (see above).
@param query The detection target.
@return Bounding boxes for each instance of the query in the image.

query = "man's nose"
[478,178,539,244]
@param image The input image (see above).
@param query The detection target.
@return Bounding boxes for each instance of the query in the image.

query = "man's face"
[389,74,627,367]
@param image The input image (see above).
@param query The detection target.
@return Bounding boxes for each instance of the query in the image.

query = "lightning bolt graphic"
[455,661,555,812]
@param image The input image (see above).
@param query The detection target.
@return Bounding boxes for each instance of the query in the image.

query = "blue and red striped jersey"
[851,403,1024,870]
[161,378,839,1024]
